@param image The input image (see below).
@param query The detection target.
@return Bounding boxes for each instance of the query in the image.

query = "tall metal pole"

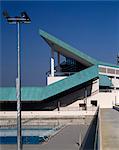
[17,22,22,150]
[3,11,31,150]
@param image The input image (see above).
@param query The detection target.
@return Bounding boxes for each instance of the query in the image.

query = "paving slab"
[101,108,119,150]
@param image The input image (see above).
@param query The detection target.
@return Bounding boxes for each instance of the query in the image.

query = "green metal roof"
[0,65,98,101]
[40,29,119,69]
[99,75,113,87]
[39,29,98,66]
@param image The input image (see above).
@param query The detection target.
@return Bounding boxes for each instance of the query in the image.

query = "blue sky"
[0,1,119,87]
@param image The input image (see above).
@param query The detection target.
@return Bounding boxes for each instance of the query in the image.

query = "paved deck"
[24,124,88,150]
[100,108,119,150]
[0,116,96,150]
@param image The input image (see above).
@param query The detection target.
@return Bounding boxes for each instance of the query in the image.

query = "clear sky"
[0,0,119,87]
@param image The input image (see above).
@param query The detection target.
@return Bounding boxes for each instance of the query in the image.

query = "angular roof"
[40,29,119,69]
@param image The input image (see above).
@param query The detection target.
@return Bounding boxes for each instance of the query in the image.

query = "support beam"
[51,48,55,77]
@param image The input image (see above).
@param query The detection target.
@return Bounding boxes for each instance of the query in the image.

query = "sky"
[0,0,119,87]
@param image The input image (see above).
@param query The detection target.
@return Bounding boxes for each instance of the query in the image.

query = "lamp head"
[21,11,31,23]
[3,10,10,19]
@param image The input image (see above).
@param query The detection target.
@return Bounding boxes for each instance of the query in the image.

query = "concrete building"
[0,30,119,111]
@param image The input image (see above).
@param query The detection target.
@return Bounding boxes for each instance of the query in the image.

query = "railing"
[94,107,99,150]
[94,107,102,150]
[80,107,99,150]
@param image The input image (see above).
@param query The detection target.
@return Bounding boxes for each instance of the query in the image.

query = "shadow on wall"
[79,110,98,150]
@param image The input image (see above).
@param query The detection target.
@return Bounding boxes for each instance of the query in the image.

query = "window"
[116,70,119,75]
[107,68,115,74]
[99,67,106,73]
[91,100,97,107]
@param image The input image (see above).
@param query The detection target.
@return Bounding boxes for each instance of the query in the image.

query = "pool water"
[0,127,61,144]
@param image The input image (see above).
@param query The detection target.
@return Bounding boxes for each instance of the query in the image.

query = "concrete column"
[114,76,117,105]
[57,52,60,72]
[85,88,88,110]
[57,101,60,111]
[51,48,55,77]
[58,52,60,65]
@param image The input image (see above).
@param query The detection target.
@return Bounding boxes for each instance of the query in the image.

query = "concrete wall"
[0,110,97,119]
[86,91,119,109]
[98,93,114,108]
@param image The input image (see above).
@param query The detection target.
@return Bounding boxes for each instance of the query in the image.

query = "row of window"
[99,67,119,75]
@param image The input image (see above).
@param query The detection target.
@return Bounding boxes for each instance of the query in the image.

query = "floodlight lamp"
[21,11,31,23]
[3,10,9,19]
[3,10,31,24]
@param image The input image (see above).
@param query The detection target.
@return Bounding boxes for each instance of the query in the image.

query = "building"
[0,30,119,111]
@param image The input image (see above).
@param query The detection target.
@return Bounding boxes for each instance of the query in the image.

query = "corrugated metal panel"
[0,88,16,101]
[0,65,98,101]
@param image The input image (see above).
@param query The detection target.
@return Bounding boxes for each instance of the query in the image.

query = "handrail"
[80,107,99,150]
[99,107,102,150]
[94,107,99,150]
[94,106,102,150]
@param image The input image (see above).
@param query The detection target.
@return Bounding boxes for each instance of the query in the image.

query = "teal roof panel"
[39,29,98,66]
[39,30,119,69]
[99,75,113,87]
[0,65,98,101]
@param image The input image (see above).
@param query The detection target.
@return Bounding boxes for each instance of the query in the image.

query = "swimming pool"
[0,126,61,144]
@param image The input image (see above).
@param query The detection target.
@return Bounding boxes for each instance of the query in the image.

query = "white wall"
[91,79,99,93]
[117,91,119,105]
[86,91,118,108]
[98,93,115,108]
[47,76,67,85]
[87,90,119,108]
[112,78,119,88]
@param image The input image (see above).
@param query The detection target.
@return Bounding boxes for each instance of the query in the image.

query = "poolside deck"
[0,116,95,150]
[100,108,119,150]
[0,125,88,150]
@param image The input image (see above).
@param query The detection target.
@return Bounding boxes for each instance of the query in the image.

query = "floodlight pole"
[17,21,22,150]
[3,11,31,150]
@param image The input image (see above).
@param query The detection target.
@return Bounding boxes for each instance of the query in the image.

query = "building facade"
[0,30,119,111]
